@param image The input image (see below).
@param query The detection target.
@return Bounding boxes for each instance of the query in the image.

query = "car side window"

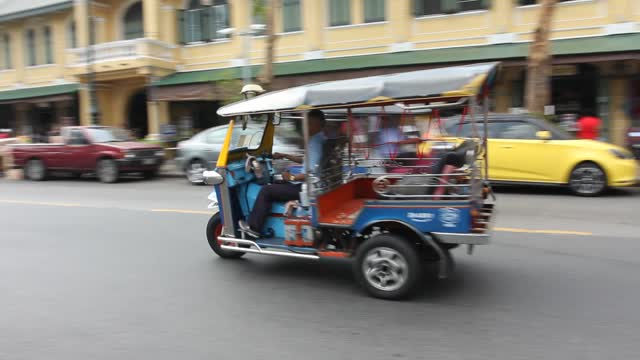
[68,130,87,145]
[451,122,501,139]
[205,129,227,145]
[496,121,541,140]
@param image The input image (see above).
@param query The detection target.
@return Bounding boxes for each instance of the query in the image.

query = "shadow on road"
[205,254,504,303]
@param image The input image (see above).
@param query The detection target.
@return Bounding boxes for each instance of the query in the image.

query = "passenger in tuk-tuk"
[239,109,327,238]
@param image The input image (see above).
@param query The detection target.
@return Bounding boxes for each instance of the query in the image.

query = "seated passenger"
[239,110,327,238]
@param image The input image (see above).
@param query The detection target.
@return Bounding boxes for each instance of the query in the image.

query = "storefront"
[0,84,79,139]
[151,83,225,139]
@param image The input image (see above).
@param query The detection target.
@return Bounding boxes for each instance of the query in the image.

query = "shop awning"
[0,84,79,104]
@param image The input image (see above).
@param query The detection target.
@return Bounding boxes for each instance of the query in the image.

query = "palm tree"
[525,0,558,114]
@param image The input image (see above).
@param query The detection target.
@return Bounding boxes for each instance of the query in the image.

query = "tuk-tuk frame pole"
[302,110,311,204]
[347,109,353,175]
[482,91,489,182]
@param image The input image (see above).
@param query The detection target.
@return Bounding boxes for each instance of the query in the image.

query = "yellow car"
[447,114,638,196]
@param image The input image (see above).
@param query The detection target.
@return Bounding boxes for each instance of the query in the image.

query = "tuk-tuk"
[204,63,499,299]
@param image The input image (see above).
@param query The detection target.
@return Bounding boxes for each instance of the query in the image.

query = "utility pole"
[87,0,100,125]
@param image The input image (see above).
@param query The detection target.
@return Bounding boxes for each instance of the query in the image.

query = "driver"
[239,109,327,238]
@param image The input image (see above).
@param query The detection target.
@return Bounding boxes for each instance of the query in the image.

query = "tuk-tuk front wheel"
[354,234,422,300]
[206,213,245,259]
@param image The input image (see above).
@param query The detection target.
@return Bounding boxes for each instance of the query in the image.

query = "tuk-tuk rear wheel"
[206,213,245,259]
[354,234,422,300]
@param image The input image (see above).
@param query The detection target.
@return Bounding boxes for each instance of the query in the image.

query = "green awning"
[155,33,640,87]
[0,83,79,102]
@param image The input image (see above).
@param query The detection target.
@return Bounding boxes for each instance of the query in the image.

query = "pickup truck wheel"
[143,169,158,179]
[96,159,119,183]
[25,159,47,181]
[354,234,422,300]
[207,213,245,259]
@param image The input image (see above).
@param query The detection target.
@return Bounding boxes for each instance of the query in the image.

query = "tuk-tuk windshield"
[230,124,265,150]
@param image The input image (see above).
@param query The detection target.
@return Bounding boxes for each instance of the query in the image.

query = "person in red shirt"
[576,110,602,140]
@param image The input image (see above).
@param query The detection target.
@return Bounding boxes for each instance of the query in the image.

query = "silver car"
[176,124,302,184]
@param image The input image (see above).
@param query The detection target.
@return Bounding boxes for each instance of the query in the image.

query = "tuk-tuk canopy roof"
[217,62,500,117]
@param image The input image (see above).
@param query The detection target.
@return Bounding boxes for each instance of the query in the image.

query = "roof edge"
[0,1,73,23]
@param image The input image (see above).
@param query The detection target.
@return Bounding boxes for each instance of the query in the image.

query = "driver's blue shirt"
[292,131,326,184]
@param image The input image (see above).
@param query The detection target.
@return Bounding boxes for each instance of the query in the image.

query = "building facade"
[0,0,639,145]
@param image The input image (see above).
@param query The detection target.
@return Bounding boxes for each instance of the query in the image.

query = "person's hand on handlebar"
[281,170,304,182]
[273,152,303,164]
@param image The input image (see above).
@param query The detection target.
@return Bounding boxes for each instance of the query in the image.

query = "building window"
[44,26,53,64]
[282,0,302,32]
[252,0,267,36]
[1,34,11,69]
[364,0,385,22]
[329,0,351,26]
[124,1,144,40]
[25,29,36,66]
[210,1,230,40]
[414,0,490,16]
[67,21,77,48]
[180,0,229,44]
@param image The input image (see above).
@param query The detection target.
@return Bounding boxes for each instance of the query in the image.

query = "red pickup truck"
[10,126,165,183]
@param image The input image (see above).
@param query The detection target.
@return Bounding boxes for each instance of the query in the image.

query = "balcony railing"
[67,38,175,66]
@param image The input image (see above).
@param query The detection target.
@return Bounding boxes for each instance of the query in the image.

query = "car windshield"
[88,127,132,143]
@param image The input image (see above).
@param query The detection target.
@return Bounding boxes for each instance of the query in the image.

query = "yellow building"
[0,0,639,145]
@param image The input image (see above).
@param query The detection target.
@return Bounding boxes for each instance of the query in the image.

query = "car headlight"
[609,149,633,160]
[124,151,135,159]
[155,149,165,157]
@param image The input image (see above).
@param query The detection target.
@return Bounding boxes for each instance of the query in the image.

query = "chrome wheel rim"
[98,161,117,182]
[570,166,605,195]
[362,247,408,292]
[27,160,44,180]
[187,162,205,183]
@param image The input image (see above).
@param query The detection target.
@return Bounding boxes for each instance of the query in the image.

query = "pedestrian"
[576,110,602,140]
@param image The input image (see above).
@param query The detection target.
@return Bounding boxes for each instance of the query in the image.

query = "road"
[1,177,639,360]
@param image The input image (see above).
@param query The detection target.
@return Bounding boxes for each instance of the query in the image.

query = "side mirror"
[203,170,224,185]
[536,131,552,141]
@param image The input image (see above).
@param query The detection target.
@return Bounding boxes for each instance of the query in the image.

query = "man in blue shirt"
[239,109,327,238]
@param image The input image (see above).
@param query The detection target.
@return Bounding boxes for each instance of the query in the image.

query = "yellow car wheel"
[568,162,607,197]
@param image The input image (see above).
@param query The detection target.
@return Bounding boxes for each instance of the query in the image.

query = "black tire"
[568,162,607,197]
[96,158,119,183]
[186,159,206,185]
[354,233,422,300]
[25,159,47,181]
[206,213,245,259]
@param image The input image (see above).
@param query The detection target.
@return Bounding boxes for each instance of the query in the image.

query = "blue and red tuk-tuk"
[204,63,499,299]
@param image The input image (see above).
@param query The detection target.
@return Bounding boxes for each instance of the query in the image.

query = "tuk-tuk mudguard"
[355,218,455,279]
[352,201,472,234]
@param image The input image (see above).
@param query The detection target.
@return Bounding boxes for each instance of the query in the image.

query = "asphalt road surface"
[1,177,639,360]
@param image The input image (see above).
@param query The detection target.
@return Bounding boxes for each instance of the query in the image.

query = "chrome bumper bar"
[432,232,490,245]
[218,236,320,260]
